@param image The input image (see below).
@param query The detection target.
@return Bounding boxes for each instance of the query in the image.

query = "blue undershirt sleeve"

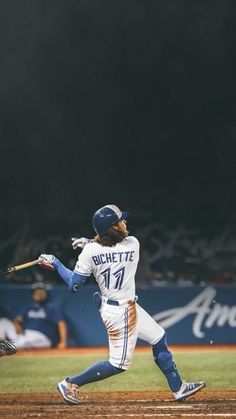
[53,258,89,292]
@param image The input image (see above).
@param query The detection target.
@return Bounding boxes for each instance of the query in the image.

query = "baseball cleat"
[57,379,80,404]
[174,380,206,401]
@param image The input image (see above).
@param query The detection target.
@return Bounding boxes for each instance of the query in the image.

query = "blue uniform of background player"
[18,300,62,347]
[39,205,205,403]
[0,284,67,349]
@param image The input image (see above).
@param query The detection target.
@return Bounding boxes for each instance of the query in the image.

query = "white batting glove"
[71,237,94,250]
[38,254,56,270]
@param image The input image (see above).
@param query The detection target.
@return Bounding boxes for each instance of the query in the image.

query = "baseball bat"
[3,259,40,275]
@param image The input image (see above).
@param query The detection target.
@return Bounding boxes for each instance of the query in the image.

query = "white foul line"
[122,398,236,403]
[179,415,236,417]
[141,405,194,409]
[82,415,236,418]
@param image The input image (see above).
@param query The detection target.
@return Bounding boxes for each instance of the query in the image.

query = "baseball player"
[38,205,205,403]
[0,284,67,349]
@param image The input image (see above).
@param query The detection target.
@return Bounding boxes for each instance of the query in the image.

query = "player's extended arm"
[38,255,89,292]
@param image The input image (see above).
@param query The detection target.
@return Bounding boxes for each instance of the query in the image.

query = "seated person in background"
[0,283,67,350]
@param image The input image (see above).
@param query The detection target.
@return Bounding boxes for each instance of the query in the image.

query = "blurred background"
[0,0,236,286]
[0,0,236,345]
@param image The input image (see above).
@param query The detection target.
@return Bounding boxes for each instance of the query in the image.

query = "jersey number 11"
[101,267,125,290]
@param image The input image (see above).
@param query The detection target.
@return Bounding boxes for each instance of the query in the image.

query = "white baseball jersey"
[74,234,164,370]
[74,236,140,301]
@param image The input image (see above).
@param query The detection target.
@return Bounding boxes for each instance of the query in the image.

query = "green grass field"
[0,350,236,393]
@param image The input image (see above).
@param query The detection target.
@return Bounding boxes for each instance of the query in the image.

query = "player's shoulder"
[124,235,140,246]
[80,240,100,255]
[85,240,100,250]
[45,302,57,310]
[46,302,62,316]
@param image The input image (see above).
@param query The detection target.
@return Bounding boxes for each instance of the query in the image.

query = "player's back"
[76,236,140,300]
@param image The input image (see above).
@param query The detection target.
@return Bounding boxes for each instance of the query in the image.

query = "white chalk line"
[96,404,196,410]
[141,405,193,409]
[139,405,236,412]
[120,398,236,403]
[80,415,236,418]
[180,415,236,417]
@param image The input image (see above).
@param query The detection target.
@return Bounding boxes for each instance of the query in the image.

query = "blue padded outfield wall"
[0,284,235,346]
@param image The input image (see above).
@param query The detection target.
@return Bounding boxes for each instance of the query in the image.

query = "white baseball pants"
[100,302,165,369]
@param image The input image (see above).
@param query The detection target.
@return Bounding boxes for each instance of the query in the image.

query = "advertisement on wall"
[0,284,235,346]
[138,285,236,344]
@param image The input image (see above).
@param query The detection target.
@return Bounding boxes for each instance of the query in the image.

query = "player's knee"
[124,355,133,370]
[152,332,167,352]
[109,361,126,375]
[109,354,133,371]
[109,362,126,373]
[115,366,126,374]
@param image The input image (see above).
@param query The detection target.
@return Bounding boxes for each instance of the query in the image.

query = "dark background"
[0,1,236,262]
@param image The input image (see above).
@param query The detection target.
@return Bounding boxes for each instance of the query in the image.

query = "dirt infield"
[3,347,236,417]
[0,391,236,418]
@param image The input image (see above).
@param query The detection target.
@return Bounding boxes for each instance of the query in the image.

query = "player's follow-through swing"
[13,204,205,403]
[38,205,205,403]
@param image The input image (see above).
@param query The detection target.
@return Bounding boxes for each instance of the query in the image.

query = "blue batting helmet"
[92,205,128,236]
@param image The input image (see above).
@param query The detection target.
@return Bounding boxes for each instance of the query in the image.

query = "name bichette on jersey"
[75,236,140,300]
[92,250,134,265]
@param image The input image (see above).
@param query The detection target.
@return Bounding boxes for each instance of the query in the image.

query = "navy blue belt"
[107,299,119,306]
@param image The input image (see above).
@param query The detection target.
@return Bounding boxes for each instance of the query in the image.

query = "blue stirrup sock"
[66,360,124,386]
[152,333,182,392]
